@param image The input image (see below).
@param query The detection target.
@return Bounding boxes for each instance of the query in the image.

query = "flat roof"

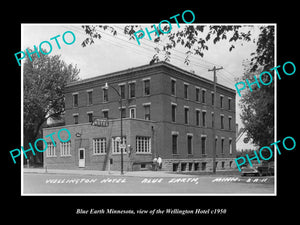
[66,61,235,94]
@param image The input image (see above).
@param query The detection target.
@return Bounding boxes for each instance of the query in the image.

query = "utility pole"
[208,66,223,174]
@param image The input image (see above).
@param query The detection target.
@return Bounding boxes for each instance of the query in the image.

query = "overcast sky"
[22,24,264,150]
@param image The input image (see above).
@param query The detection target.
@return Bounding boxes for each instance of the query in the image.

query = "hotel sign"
[91,118,109,127]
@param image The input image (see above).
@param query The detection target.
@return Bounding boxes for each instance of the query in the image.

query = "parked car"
[241,163,273,176]
[241,166,260,176]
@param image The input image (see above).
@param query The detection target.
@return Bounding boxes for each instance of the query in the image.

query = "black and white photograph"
[4,4,298,220]
[20,23,276,196]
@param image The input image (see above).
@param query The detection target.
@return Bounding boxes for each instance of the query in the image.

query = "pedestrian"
[153,157,158,171]
[157,156,162,170]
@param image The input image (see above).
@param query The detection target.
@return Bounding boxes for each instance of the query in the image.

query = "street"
[23,172,274,195]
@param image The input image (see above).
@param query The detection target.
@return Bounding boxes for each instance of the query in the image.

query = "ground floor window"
[173,163,179,172]
[60,141,71,156]
[181,163,187,171]
[93,138,106,155]
[112,137,127,154]
[136,136,151,153]
[194,163,199,171]
[47,142,56,157]
[201,162,206,171]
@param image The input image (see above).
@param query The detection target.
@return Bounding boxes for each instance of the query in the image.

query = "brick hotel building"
[43,62,236,171]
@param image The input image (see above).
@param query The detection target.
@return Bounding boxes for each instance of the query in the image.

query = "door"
[78,148,85,168]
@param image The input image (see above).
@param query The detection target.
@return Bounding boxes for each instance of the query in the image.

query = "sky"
[22,23,264,150]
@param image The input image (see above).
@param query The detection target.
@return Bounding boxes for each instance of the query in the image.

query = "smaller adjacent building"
[43,62,237,172]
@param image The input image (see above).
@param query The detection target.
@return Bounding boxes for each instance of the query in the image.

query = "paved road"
[23,173,274,195]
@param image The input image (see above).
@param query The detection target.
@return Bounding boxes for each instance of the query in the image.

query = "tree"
[238,26,274,148]
[80,24,274,148]
[23,50,80,165]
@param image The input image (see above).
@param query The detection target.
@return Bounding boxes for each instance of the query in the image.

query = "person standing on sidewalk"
[157,156,162,170]
[153,157,158,171]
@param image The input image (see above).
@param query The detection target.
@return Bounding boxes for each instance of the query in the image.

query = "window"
[144,105,150,120]
[196,87,200,101]
[211,112,214,128]
[211,92,214,105]
[184,107,189,124]
[229,139,233,154]
[228,98,232,110]
[201,136,206,155]
[129,107,136,118]
[222,161,225,169]
[229,117,232,130]
[136,136,151,153]
[112,137,127,154]
[171,104,176,122]
[73,114,79,124]
[102,110,109,119]
[202,111,206,127]
[221,138,224,154]
[173,163,179,172]
[129,82,136,98]
[87,90,93,105]
[171,79,176,96]
[120,107,126,118]
[201,162,206,171]
[172,134,178,154]
[202,89,206,103]
[196,110,200,126]
[60,141,71,156]
[221,115,224,129]
[119,84,126,99]
[93,138,106,155]
[220,95,224,108]
[73,93,78,107]
[187,135,193,155]
[215,137,218,153]
[103,88,108,102]
[184,84,189,99]
[87,112,93,123]
[144,79,150,96]
[194,163,199,171]
[47,142,56,157]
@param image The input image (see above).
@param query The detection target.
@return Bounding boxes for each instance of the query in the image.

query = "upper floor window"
[221,114,224,129]
[103,88,108,102]
[202,89,206,103]
[119,84,126,100]
[143,79,150,96]
[87,90,93,105]
[184,107,189,124]
[144,104,151,120]
[129,107,136,119]
[73,93,78,107]
[184,83,189,99]
[171,79,176,96]
[87,112,93,123]
[171,103,176,122]
[196,87,200,102]
[129,82,136,98]
[220,95,224,108]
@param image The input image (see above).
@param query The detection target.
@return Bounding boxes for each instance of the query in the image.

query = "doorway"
[78,148,85,168]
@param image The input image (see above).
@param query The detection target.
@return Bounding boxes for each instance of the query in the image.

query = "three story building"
[43,62,236,171]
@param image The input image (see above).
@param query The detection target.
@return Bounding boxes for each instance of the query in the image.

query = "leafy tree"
[80,24,274,148]
[23,50,80,165]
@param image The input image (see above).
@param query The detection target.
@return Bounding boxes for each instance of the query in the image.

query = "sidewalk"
[23,168,199,178]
